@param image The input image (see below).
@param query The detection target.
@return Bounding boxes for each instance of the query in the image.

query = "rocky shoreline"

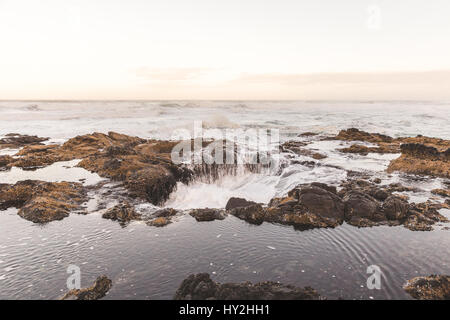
[1,129,448,227]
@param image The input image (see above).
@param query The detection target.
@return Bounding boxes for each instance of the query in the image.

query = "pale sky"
[1,0,450,100]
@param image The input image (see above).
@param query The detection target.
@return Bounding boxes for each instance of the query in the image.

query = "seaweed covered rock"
[61,275,112,300]
[404,275,449,300]
[388,143,450,178]
[174,273,322,300]
[0,180,87,223]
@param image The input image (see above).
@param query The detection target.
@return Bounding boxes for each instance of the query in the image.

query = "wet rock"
[338,143,398,155]
[17,182,87,223]
[145,208,178,227]
[229,204,266,225]
[225,197,257,210]
[298,132,318,137]
[388,143,450,178]
[404,275,449,300]
[174,273,322,300]
[334,128,394,143]
[0,133,48,149]
[61,275,112,300]
[190,208,227,222]
[1,180,87,223]
[102,202,141,224]
[231,183,344,230]
[404,202,449,231]
[281,141,327,159]
[431,189,450,198]
[147,217,171,227]
[125,167,177,205]
[381,196,409,220]
[0,155,13,170]
[343,191,382,222]
[153,208,178,218]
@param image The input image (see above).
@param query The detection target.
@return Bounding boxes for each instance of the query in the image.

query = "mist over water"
[0,100,449,299]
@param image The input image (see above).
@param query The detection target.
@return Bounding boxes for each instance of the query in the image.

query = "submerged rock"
[102,202,141,224]
[0,180,87,223]
[174,273,322,300]
[61,275,112,300]
[146,208,178,227]
[404,275,449,300]
[190,208,227,222]
[147,216,171,227]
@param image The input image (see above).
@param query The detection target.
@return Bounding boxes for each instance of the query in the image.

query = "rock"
[225,197,257,210]
[381,196,409,220]
[338,143,398,155]
[61,276,112,300]
[431,189,450,198]
[0,155,13,170]
[147,217,171,227]
[0,133,49,149]
[190,208,227,222]
[298,132,318,137]
[404,202,449,231]
[281,141,327,159]
[334,128,393,143]
[229,204,266,225]
[230,183,344,230]
[1,180,87,223]
[102,202,141,224]
[174,273,322,300]
[153,208,178,218]
[125,167,177,205]
[404,275,449,300]
[343,191,383,225]
[17,182,87,223]
[388,143,450,178]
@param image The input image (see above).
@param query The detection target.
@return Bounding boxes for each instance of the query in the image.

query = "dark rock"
[225,197,257,210]
[61,276,112,300]
[381,196,409,220]
[0,134,49,149]
[153,208,178,218]
[404,275,449,300]
[343,191,382,222]
[174,273,322,300]
[190,208,226,222]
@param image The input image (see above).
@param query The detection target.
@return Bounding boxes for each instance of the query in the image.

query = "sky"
[0,0,450,100]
